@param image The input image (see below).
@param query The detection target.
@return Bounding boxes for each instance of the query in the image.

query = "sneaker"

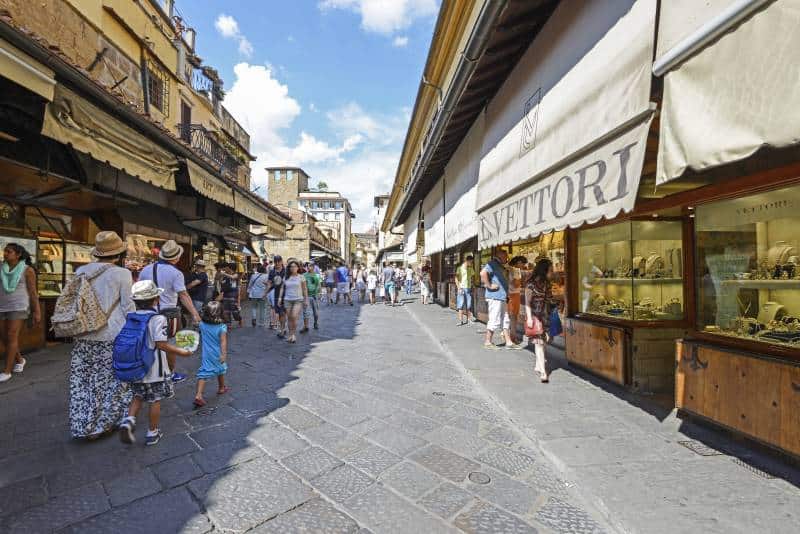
[0,372,11,383]
[171,372,187,383]
[145,430,163,446]
[300,327,309,334]
[313,322,319,330]
[504,342,524,350]
[13,358,26,374]
[119,418,136,444]
[483,343,499,350]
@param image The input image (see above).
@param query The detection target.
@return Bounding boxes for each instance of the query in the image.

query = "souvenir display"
[37,241,93,297]
[578,220,684,321]
[696,184,800,348]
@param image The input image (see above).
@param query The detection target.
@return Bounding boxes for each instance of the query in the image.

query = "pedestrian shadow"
[0,299,364,533]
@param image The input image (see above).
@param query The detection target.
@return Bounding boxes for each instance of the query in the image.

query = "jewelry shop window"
[696,185,800,348]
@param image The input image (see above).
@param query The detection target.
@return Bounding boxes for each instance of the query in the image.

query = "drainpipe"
[392,0,507,228]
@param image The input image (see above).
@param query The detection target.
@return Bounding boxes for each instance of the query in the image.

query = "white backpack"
[51,264,116,338]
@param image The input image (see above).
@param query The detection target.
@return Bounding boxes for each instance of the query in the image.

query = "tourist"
[138,240,200,383]
[382,262,396,306]
[480,249,522,350]
[354,263,367,303]
[366,269,378,304]
[267,255,287,338]
[217,263,242,327]
[404,264,415,295]
[118,280,193,446]
[193,301,229,408]
[420,264,432,305]
[186,260,209,317]
[302,261,321,330]
[507,255,529,343]
[324,265,336,305]
[335,261,352,306]
[393,263,405,304]
[455,255,476,325]
[525,257,558,382]
[68,231,133,439]
[247,265,269,327]
[0,243,40,383]
[277,259,308,343]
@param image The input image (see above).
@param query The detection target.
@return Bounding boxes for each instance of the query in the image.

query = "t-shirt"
[405,268,414,280]
[186,271,209,302]
[336,266,350,283]
[325,269,335,283]
[269,266,286,291]
[382,267,395,285]
[137,310,170,384]
[220,275,239,300]
[282,275,304,301]
[248,272,269,299]
[456,264,475,290]
[139,262,186,309]
[304,272,321,297]
[367,273,378,290]
[482,259,508,301]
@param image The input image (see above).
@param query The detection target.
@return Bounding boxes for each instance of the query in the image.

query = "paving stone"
[189,456,314,532]
[185,405,243,430]
[229,392,287,415]
[272,404,325,431]
[344,483,453,533]
[6,482,110,533]
[477,446,536,477]
[248,421,310,459]
[482,425,522,447]
[301,421,349,444]
[0,476,47,518]
[44,452,140,494]
[365,426,427,456]
[348,418,392,436]
[379,461,441,499]
[134,433,201,466]
[454,500,539,534]
[60,487,211,534]
[152,454,204,488]
[324,408,372,427]
[425,426,492,457]
[252,498,359,533]
[191,439,264,474]
[382,410,440,436]
[524,462,570,498]
[468,469,539,515]
[283,446,343,479]
[344,444,402,477]
[534,497,606,534]
[311,464,374,503]
[418,482,475,519]
[103,468,161,507]
[409,444,481,482]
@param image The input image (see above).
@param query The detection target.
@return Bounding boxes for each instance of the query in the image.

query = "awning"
[476,0,656,248]
[655,0,800,184]
[118,206,192,243]
[443,111,483,248]
[422,179,444,256]
[0,37,55,101]
[186,159,234,207]
[41,86,177,190]
[233,189,271,226]
[403,208,419,262]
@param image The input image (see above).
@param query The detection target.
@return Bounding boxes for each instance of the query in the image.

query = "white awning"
[403,208,419,262]
[186,160,234,207]
[0,38,55,101]
[422,179,444,256]
[476,0,656,248]
[655,0,800,184]
[443,111,483,249]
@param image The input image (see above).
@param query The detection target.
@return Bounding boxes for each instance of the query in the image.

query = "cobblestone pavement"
[0,296,611,533]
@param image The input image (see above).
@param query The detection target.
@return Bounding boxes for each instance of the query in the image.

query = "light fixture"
[688,206,694,210]
[652,213,659,218]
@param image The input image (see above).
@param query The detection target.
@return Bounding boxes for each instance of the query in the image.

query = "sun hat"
[131,280,164,300]
[159,240,184,261]
[91,231,127,258]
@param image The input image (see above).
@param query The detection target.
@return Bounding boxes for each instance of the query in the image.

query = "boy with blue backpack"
[116,280,192,446]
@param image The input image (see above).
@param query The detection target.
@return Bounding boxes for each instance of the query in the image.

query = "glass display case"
[578,220,684,321]
[37,240,93,297]
[696,185,800,348]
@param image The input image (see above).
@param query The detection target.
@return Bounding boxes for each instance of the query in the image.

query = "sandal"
[217,386,230,395]
[193,397,207,408]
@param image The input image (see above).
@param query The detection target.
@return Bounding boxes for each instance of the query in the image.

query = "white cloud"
[320,0,438,35]
[309,102,319,112]
[215,14,253,58]
[392,35,409,47]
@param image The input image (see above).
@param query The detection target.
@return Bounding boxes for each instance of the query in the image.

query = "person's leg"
[217,374,226,393]
[466,290,473,321]
[3,319,23,375]
[287,304,297,339]
[534,342,548,381]
[485,300,500,347]
[195,379,207,404]
[120,395,141,444]
[456,290,464,323]
[148,401,161,434]
[311,297,319,328]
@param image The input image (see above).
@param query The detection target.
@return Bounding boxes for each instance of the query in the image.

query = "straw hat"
[91,231,127,258]
[159,240,184,261]
[131,280,163,300]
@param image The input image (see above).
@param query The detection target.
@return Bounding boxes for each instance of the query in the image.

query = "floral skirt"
[69,340,132,438]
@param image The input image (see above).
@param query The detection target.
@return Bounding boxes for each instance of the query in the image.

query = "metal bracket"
[683,344,708,371]
[606,328,616,347]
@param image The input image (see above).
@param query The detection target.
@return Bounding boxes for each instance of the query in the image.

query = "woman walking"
[324,266,336,305]
[0,243,41,383]
[420,264,432,305]
[277,260,308,343]
[247,265,269,327]
[524,257,558,383]
[68,231,134,438]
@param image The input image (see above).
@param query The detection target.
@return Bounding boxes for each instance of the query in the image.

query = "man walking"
[267,255,288,338]
[302,261,321,331]
[382,262,396,306]
[480,249,522,350]
[455,255,476,325]
[186,260,209,316]
[138,240,201,382]
[404,264,415,295]
[335,261,353,306]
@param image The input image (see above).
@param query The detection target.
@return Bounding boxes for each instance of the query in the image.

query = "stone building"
[261,207,340,269]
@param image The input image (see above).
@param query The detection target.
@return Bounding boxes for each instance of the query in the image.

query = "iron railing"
[178,124,240,179]
[190,68,214,100]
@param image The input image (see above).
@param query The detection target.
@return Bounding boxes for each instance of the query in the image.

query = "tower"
[266,167,309,208]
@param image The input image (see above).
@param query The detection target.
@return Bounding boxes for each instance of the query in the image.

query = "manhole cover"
[468,471,491,485]
[432,392,446,397]
[677,440,725,457]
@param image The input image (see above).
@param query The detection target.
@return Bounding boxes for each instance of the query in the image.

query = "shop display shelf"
[594,277,683,284]
[720,279,800,290]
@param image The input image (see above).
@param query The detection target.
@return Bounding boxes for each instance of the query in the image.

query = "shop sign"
[187,160,234,208]
[478,117,652,248]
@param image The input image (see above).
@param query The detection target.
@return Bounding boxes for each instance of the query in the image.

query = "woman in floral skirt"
[524,257,559,383]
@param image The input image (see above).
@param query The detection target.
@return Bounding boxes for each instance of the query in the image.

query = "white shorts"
[420,283,430,297]
[486,299,510,332]
[337,282,349,294]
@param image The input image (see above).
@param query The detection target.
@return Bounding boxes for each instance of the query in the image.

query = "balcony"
[178,123,240,180]
[190,69,214,101]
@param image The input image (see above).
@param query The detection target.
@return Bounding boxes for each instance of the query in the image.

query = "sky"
[176,0,439,231]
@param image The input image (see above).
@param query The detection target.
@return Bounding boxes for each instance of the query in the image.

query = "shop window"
[508,231,566,302]
[146,59,170,115]
[578,220,683,320]
[696,185,800,348]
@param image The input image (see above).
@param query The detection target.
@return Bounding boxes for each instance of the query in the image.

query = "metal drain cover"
[678,440,725,456]
[432,391,446,397]
[731,457,777,479]
[468,471,491,485]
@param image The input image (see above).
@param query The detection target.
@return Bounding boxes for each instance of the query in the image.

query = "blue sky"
[175,0,439,230]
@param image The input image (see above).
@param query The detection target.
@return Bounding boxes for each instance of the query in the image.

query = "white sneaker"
[0,372,11,383]
[13,358,26,373]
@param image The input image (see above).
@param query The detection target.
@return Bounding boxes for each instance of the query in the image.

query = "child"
[119,280,192,446]
[193,301,229,408]
[366,270,378,305]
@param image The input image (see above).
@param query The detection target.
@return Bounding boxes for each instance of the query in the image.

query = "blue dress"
[197,322,228,379]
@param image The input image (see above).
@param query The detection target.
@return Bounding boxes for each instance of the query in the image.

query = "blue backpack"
[113,312,159,382]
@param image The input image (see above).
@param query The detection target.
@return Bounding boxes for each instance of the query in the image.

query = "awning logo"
[520,88,542,157]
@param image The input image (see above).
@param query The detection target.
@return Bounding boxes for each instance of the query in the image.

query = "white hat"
[131,280,164,300]
[159,240,184,261]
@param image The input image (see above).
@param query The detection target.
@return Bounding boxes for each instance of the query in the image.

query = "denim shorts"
[456,289,472,311]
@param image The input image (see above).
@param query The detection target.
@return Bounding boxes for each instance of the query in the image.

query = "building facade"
[374,194,404,266]
[351,231,378,270]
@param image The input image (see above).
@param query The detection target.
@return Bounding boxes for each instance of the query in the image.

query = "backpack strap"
[153,263,161,312]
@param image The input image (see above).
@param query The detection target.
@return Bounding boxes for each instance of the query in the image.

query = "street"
[1,295,799,533]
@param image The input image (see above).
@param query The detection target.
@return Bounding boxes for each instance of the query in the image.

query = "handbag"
[549,308,563,337]
[525,315,544,337]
